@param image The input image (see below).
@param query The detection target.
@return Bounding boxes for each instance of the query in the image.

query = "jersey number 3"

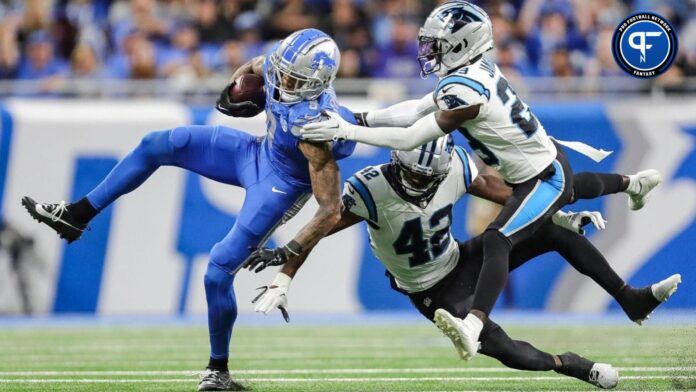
[496,76,539,137]
[393,204,453,267]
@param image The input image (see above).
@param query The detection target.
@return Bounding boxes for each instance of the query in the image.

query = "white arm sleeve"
[348,113,446,150]
[365,93,438,127]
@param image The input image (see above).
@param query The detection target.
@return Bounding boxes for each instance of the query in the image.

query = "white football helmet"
[418,1,493,77]
[267,28,340,103]
[391,135,455,200]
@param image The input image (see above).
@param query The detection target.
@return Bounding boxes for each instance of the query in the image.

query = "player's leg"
[480,321,618,389]
[405,250,618,388]
[22,125,256,242]
[571,170,662,210]
[511,223,681,324]
[458,151,575,359]
[200,172,309,390]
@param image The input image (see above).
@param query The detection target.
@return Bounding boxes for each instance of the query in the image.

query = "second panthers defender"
[246,136,680,389]
[300,1,663,359]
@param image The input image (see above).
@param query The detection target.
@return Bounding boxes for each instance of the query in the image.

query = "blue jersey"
[261,52,356,188]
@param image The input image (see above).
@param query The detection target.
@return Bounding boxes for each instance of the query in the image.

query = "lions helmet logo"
[311,52,337,70]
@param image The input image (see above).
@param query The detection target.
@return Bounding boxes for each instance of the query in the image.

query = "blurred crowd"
[0,0,693,93]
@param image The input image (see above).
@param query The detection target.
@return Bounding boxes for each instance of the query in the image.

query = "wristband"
[284,240,303,257]
[272,272,292,288]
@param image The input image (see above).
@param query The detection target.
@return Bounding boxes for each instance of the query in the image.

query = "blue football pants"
[86,125,309,359]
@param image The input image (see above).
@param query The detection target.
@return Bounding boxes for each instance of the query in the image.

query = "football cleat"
[198,369,247,391]
[588,363,619,389]
[21,197,87,243]
[555,352,618,389]
[433,309,482,361]
[627,169,661,210]
[635,273,681,325]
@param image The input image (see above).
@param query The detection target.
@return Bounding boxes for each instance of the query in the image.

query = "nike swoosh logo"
[272,187,288,194]
[442,85,454,94]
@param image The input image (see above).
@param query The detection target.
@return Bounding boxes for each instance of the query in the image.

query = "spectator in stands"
[104,29,157,79]
[194,0,236,44]
[523,2,588,75]
[234,11,264,60]
[0,19,20,79]
[69,42,99,79]
[160,20,200,77]
[548,46,578,77]
[265,0,321,41]
[17,31,68,80]
[371,16,420,78]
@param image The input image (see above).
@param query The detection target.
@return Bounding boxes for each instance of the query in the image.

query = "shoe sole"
[634,274,681,325]
[628,170,662,211]
[434,309,473,361]
[21,196,82,244]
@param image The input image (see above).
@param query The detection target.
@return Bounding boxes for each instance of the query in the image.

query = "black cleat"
[616,274,681,325]
[21,196,87,244]
[198,369,248,391]
[555,352,618,389]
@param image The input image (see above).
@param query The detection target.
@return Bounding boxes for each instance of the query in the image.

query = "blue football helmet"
[267,28,341,103]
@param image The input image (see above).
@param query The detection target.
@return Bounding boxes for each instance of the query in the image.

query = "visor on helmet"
[417,35,442,77]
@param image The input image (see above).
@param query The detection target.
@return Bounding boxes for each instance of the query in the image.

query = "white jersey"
[342,147,478,293]
[433,58,556,184]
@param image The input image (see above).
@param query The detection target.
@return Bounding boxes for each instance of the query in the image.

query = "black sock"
[555,352,593,380]
[207,357,228,372]
[67,197,98,224]
[614,285,659,320]
[572,172,625,202]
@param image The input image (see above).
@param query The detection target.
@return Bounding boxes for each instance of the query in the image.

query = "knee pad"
[138,130,173,162]
[170,126,192,150]
[209,224,262,273]
[204,261,234,289]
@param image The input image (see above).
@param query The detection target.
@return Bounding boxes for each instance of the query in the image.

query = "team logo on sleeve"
[612,13,678,78]
[342,193,356,211]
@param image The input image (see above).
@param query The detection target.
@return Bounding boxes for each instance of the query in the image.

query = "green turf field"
[0,322,694,391]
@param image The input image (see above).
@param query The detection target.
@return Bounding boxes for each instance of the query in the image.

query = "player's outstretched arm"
[300,104,480,150]
[359,93,438,128]
[249,208,363,321]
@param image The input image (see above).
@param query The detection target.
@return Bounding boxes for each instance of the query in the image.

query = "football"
[230,74,266,111]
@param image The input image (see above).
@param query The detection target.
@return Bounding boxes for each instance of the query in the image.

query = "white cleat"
[627,169,662,210]
[588,363,619,389]
[433,309,482,361]
[652,273,682,302]
[634,273,681,325]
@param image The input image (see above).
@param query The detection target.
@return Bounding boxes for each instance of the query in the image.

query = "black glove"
[215,83,261,118]
[354,112,369,126]
[244,247,289,273]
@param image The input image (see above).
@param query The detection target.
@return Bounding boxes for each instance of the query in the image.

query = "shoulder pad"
[345,168,382,223]
[435,73,490,111]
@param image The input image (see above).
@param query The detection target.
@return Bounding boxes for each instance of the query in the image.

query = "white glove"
[552,210,606,235]
[252,273,291,322]
[300,111,356,142]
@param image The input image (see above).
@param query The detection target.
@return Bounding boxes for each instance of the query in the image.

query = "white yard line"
[0,376,693,383]
[0,367,693,376]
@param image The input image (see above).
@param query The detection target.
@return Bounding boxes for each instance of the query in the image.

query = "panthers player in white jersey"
[299,1,664,359]
[245,136,679,389]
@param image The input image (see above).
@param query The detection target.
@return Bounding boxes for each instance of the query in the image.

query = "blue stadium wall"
[0,98,693,315]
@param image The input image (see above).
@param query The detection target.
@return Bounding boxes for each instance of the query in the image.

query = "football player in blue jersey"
[22,28,357,391]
